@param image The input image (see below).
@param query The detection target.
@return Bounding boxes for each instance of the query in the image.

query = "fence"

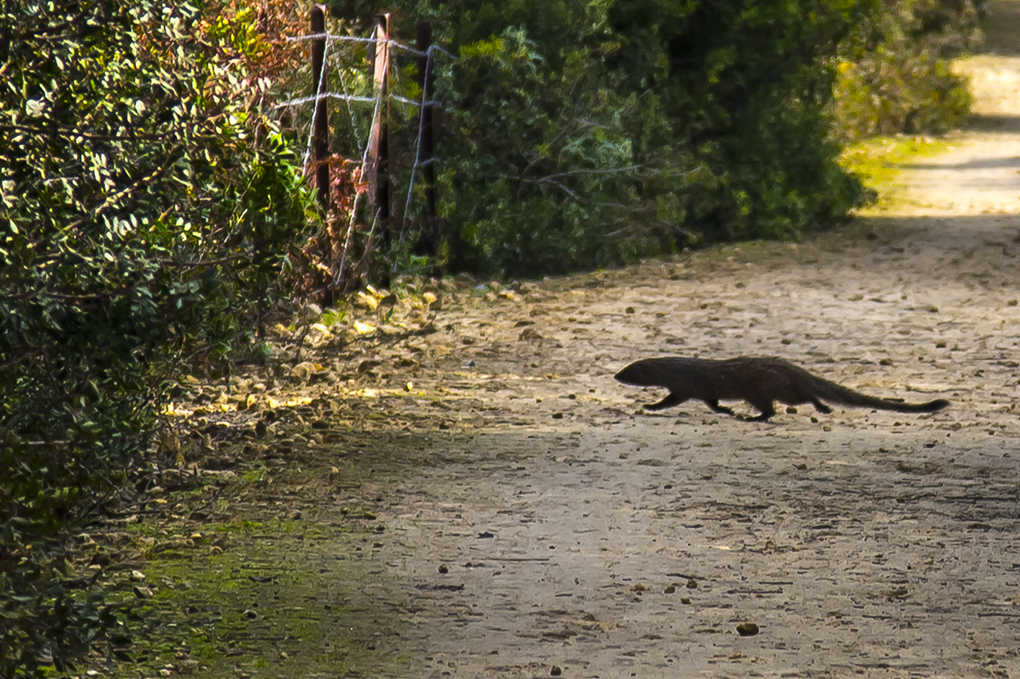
[276,7,450,290]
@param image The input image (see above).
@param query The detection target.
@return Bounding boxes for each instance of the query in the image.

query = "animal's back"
[617,356,812,395]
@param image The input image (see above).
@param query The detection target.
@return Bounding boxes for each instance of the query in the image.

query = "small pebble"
[736,622,759,637]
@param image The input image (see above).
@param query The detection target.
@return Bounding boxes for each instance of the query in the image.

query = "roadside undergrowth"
[840,134,954,209]
[86,429,415,679]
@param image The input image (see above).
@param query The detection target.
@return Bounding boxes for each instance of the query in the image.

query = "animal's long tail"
[810,376,949,413]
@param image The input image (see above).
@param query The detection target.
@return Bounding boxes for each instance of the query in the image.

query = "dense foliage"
[324,0,978,278]
[0,0,313,673]
[834,0,978,140]
[324,0,875,277]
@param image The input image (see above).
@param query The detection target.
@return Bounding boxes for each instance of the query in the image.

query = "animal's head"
[614,361,651,385]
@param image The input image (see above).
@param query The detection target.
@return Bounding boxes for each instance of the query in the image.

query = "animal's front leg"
[645,392,686,411]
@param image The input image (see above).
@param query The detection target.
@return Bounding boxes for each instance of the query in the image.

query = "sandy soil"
[314,14,1020,677]
[143,6,1020,678]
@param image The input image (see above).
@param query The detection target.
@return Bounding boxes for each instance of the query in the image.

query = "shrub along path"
[105,4,1020,677]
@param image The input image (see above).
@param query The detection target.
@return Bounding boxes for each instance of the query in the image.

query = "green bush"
[318,1,975,278]
[833,0,978,140]
[435,27,689,277]
[0,0,313,673]
[611,0,877,241]
[323,0,876,277]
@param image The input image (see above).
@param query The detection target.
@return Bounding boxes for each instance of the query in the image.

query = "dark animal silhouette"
[615,356,950,422]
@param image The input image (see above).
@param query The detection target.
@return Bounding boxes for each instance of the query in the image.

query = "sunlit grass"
[840,134,954,210]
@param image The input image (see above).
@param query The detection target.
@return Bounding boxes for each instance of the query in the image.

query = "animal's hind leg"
[705,399,736,416]
[645,392,686,411]
[809,397,833,414]
[745,399,776,422]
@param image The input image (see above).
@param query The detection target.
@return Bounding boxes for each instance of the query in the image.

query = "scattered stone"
[299,303,323,322]
[519,327,544,341]
[289,361,320,383]
[358,360,382,373]
[736,622,759,637]
[178,659,200,674]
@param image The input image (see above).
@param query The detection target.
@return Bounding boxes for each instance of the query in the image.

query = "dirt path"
[351,203,1020,675]
[321,11,1020,676]
[141,6,1020,679]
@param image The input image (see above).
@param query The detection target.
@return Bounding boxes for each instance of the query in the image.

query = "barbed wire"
[285,23,453,267]
[285,33,457,61]
[277,31,452,111]
[400,45,434,241]
[275,93,443,109]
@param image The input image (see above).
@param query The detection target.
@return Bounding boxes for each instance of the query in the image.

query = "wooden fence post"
[369,13,391,249]
[311,5,330,212]
[417,21,438,256]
